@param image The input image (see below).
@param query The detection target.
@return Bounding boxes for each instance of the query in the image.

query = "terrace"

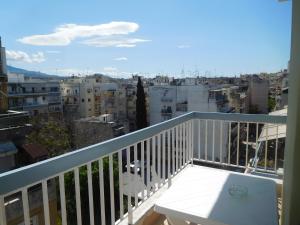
[0,112,286,225]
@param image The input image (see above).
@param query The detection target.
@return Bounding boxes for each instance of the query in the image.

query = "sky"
[0,0,292,77]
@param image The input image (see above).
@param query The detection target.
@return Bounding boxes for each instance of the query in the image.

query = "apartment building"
[226,86,249,113]
[0,37,8,113]
[247,75,269,113]
[61,77,128,123]
[71,114,127,149]
[149,84,230,161]
[149,85,232,125]
[7,74,62,117]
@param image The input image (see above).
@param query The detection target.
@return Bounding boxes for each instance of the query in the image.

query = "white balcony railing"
[0,112,286,225]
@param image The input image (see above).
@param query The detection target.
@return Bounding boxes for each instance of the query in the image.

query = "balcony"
[0,112,286,225]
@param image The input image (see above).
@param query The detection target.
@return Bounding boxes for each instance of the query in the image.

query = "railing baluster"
[205,120,208,161]
[191,120,194,164]
[183,123,186,165]
[126,147,132,224]
[172,127,175,175]
[158,133,161,187]
[109,154,115,224]
[212,120,215,162]
[133,144,138,207]
[187,122,190,163]
[187,121,190,164]
[245,123,249,167]
[99,158,106,225]
[42,180,50,225]
[87,162,95,225]
[152,136,156,191]
[275,125,279,171]
[237,122,240,166]
[146,139,150,197]
[228,122,231,164]
[189,120,194,164]
[74,168,82,225]
[141,141,145,201]
[179,124,183,168]
[118,151,124,219]
[162,131,166,183]
[167,129,171,187]
[176,126,179,172]
[220,121,223,163]
[185,122,190,165]
[0,196,6,225]
[198,119,201,160]
[59,174,67,225]
[264,124,269,171]
[22,188,30,225]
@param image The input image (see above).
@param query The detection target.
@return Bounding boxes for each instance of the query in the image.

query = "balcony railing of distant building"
[0,112,286,225]
[8,91,48,97]
[0,110,30,129]
[160,97,173,103]
[22,102,48,108]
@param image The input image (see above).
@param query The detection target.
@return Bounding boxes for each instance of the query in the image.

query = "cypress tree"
[136,77,147,129]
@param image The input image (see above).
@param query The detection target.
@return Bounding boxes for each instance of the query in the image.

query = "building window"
[82,98,85,102]
[88,98,91,102]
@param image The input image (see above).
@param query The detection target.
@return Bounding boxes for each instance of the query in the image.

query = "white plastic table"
[154,166,278,225]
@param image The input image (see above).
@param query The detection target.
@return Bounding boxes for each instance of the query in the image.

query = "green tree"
[268,97,276,112]
[63,156,122,225]
[27,119,71,156]
[136,77,147,130]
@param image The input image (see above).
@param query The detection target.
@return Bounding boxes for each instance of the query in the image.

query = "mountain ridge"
[7,65,62,78]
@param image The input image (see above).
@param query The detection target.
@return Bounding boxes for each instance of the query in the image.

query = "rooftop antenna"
[181,65,185,78]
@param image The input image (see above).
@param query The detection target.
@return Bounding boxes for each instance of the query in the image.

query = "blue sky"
[0,0,291,77]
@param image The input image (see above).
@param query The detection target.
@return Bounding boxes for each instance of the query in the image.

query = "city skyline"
[1,0,292,77]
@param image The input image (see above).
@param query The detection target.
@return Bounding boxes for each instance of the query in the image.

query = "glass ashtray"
[228,184,248,198]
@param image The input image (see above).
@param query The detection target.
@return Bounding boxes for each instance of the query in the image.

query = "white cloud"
[46,50,60,54]
[6,50,45,63]
[82,38,150,48]
[18,21,140,46]
[114,57,128,61]
[177,44,191,49]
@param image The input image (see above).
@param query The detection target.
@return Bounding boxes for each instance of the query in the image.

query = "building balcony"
[0,112,286,225]
[8,92,48,98]
[160,97,173,103]
[23,102,48,108]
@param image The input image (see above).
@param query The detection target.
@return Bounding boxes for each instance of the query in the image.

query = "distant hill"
[7,65,62,79]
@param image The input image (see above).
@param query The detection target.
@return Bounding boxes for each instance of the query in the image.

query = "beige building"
[247,75,269,113]
[61,77,127,121]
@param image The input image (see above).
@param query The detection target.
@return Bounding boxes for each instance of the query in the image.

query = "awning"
[0,142,18,157]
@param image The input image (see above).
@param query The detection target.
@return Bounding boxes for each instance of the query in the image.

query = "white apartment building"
[149,85,230,161]
[7,73,62,116]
